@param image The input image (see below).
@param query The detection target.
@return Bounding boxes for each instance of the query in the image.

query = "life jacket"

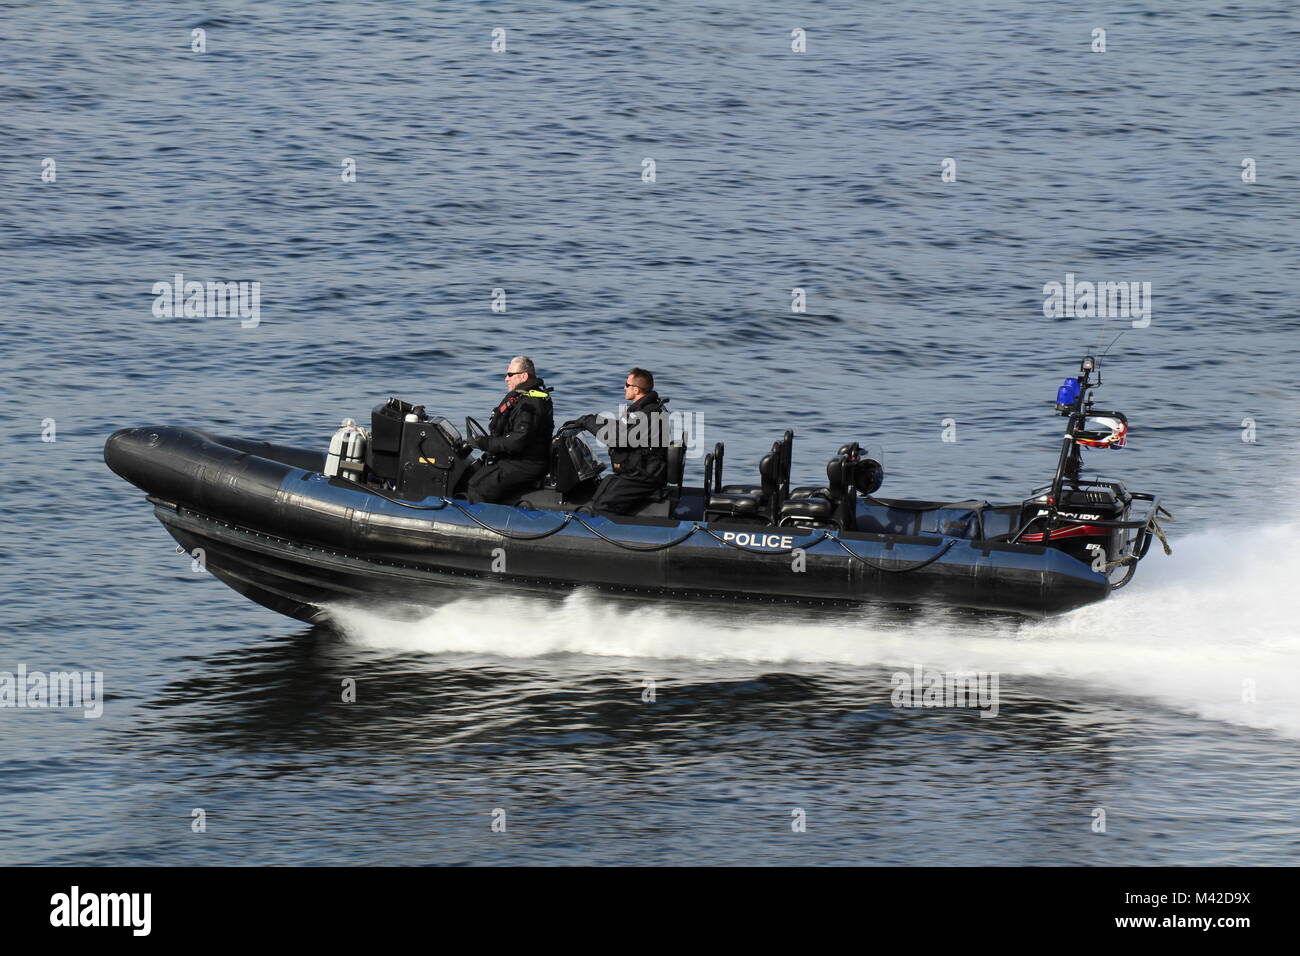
[488,376,554,465]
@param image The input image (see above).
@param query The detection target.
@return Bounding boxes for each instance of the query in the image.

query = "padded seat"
[778,456,850,528]
[707,493,762,515]
[704,440,781,521]
[779,496,833,521]
[789,486,830,500]
[665,441,686,487]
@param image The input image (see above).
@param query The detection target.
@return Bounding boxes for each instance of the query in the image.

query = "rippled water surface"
[2,0,1299,865]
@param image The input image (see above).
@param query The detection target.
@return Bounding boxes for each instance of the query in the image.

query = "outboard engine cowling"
[1020,484,1129,568]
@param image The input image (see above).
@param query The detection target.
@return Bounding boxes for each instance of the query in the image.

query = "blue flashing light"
[1056,377,1082,407]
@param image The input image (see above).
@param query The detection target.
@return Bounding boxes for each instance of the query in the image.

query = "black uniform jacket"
[483,377,554,467]
[581,390,669,484]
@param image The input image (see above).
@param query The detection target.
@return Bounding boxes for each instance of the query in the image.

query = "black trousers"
[465,459,546,504]
[590,474,663,515]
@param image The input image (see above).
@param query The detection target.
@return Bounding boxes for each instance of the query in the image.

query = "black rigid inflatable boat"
[104,356,1170,621]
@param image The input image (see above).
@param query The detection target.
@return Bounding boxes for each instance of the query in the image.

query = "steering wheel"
[465,416,489,447]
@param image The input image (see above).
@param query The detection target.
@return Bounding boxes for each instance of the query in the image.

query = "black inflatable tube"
[105,426,1110,620]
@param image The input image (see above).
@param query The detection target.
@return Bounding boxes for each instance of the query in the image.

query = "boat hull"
[105,426,1111,620]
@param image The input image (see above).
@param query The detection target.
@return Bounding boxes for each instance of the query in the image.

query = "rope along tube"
[345,477,956,570]
[826,533,956,572]
[343,478,450,510]
[343,478,572,540]
[444,498,574,540]
[570,514,702,552]
[701,527,954,574]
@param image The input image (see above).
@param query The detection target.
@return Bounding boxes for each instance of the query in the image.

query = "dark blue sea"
[2,0,1298,865]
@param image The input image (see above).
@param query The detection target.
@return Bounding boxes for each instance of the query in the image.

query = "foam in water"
[326,525,1300,739]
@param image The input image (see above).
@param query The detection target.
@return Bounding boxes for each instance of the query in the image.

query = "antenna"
[1089,307,1111,369]
[1098,328,1127,367]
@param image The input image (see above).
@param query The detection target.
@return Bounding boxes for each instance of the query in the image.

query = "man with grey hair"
[465,355,554,504]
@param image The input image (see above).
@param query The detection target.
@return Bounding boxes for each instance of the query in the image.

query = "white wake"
[326,523,1300,738]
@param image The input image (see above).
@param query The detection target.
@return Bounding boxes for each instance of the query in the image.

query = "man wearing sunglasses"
[465,355,554,504]
[569,367,669,515]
